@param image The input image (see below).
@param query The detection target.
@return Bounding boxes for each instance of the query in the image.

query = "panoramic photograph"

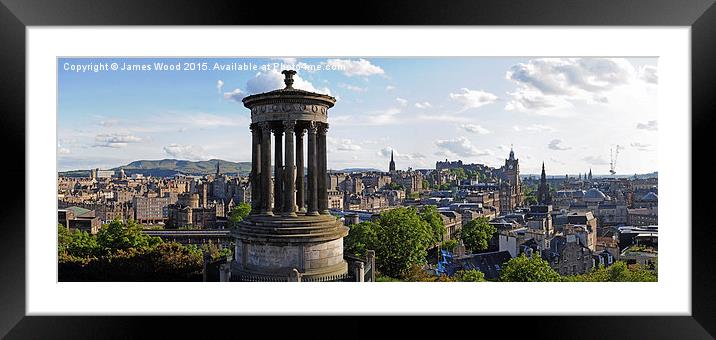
[57,57,658,282]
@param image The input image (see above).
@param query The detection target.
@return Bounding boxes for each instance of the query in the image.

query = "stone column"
[250,124,261,214]
[283,120,297,216]
[306,122,319,216]
[295,126,305,213]
[273,127,283,214]
[317,123,329,215]
[259,122,273,215]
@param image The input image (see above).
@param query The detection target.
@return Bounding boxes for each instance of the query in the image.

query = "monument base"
[231,214,349,281]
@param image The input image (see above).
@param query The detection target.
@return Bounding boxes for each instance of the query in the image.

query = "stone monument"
[231,70,349,281]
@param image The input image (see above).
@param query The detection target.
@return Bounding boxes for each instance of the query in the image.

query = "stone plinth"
[232,215,349,280]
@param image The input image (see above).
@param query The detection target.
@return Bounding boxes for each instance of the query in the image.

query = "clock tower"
[503,146,522,207]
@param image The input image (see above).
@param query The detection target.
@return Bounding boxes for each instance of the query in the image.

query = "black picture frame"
[2,0,714,338]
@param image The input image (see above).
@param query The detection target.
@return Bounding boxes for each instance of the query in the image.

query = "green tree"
[454,269,487,282]
[523,185,538,206]
[460,217,497,253]
[228,202,251,227]
[441,239,459,252]
[58,219,208,281]
[58,224,99,259]
[449,168,467,180]
[500,254,561,282]
[437,183,454,191]
[58,224,71,253]
[374,207,433,278]
[344,221,379,257]
[418,205,446,245]
[385,182,405,190]
[566,261,657,282]
[96,219,161,255]
[187,240,234,261]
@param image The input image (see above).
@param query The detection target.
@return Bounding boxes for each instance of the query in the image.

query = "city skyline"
[58,57,658,174]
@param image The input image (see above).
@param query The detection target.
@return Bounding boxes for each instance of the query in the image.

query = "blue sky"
[58,57,658,175]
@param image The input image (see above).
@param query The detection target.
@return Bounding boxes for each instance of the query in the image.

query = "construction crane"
[610,145,621,176]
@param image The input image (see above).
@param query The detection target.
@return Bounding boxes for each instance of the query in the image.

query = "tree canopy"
[453,269,487,282]
[500,254,561,282]
[564,261,657,282]
[228,202,251,227]
[418,205,446,245]
[58,219,205,281]
[344,207,440,279]
[460,217,496,253]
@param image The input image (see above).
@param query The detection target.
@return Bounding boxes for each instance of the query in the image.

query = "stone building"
[391,169,424,194]
[543,234,595,276]
[439,210,462,241]
[167,193,221,228]
[232,70,349,281]
[132,195,170,224]
[58,206,101,234]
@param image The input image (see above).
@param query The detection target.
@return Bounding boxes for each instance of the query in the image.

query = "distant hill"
[116,159,252,176]
[333,168,383,173]
[58,159,252,178]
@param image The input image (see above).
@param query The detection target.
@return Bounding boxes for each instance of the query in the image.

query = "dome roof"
[584,188,607,201]
[641,192,658,201]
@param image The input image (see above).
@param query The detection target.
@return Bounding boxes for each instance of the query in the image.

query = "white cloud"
[385,85,396,91]
[57,142,70,154]
[460,124,491,134]
[638,65,658,84]
[223,88,245,102]
[547,139,571,151]
[582,155,609,165]
[636,120,658,131]
[329,138,362,151]
[324,58,384,77]
[449,88,498,111]
[246,69,331,95]
[93,133,142,148]
[216,80,224,94]
[378,146,425,160]
[414,101,432,109]
[505,88,572,113]
[513,124,555,133]
[434,137,491,157]
[395,97,408,106]
[416,114,470,123]
[163,144,212,161]
[630,142,652,151]
[505,58,637,113]
[507,58,634,95]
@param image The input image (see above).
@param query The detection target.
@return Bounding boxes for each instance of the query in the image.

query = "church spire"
[389,149,396,173]
[537,162,551,205]
[216,160,220,177]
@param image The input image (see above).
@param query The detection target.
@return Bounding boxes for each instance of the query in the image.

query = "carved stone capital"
[307,121,318,134]
[317,123,329,135]
[258,121,271,133]
[283,120,296,134]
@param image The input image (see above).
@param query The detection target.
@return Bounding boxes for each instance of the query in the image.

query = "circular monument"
[231,70,349,281]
